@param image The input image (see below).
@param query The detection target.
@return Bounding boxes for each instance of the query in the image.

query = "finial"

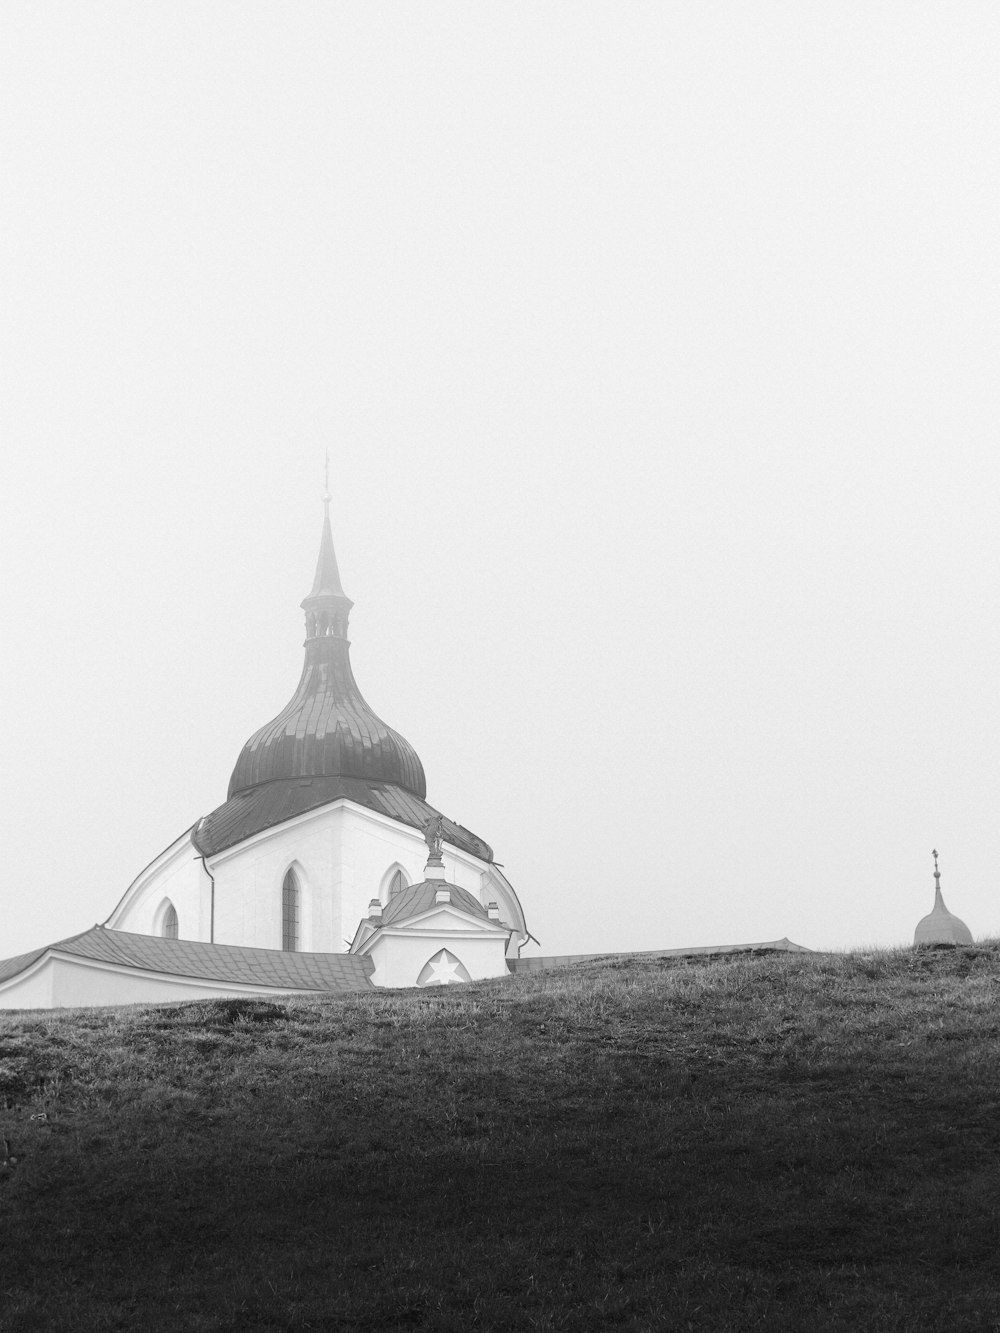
[323,450,331,506]
[932,848,940,883]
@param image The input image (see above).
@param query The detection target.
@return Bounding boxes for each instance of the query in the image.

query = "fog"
[2,4,998,961]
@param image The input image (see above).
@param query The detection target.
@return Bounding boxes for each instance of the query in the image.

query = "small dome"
[914,855,973,946]
[380,881,489,926]
[914,894,973,945]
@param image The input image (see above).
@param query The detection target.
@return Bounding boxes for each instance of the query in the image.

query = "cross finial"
[932,848,940,882]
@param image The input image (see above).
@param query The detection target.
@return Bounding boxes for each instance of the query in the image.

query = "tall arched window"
[282,870,299,952]
[162,902,178,941]
[388,868,406,899]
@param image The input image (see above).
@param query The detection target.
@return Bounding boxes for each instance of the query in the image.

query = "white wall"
[359,902,512,988]
[105,799,528,956]
[0,953,322,1010]
[0,955,56,1008]
[106,831,212,940]
[365,924,510,988]
[207,800,513,951]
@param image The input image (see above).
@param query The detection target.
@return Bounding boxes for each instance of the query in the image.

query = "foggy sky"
[2,4,998,961]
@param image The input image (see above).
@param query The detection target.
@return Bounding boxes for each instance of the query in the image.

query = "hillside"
[1,945,999,1331]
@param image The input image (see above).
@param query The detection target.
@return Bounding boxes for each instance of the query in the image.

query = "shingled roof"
[380,881,490,926]
[193,775,493,861]
[0,927,374,992]
[226,502,426,800]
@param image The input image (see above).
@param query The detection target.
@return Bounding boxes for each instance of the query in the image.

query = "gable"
[379,904,504,935]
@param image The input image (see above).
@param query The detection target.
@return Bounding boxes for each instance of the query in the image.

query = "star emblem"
[418,949,467,986]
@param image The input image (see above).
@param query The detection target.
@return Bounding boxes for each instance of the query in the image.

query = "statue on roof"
[423,814,445,861]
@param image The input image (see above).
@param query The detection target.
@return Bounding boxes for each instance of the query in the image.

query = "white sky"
[1,3,998,961]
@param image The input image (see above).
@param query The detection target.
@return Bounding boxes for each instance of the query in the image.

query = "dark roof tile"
[0,928,375,993]
[193,776,492,862]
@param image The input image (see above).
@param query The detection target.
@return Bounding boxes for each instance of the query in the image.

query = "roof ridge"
[104,927,358,962]
[0,925,105,986]
[47,924,105,952]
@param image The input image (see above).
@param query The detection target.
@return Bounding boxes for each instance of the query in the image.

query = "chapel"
[0,493,529,1008]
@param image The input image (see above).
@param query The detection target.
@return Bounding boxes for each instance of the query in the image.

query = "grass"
[1,944,1000,1331]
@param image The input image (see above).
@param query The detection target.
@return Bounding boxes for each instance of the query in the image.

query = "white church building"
[0,495,530,1008]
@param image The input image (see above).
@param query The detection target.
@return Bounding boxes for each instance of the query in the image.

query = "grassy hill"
[1,945,999,1331]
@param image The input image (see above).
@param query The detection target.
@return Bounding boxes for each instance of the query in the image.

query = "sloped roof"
[509,938,813,972]
[0,927,374,992]
[0,939,77,987]
[193,775,493,862]
[381,881,490,927]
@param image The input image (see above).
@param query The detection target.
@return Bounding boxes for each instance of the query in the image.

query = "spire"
[226,482,426,800]
[301,457,353,639]
[307,499,348,599]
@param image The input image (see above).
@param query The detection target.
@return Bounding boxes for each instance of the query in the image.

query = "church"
[0,494,530,1008]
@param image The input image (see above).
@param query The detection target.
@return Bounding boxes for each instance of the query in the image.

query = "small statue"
[423,814,445,861]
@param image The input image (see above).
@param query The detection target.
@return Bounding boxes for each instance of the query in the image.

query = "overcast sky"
[1,4,998,963]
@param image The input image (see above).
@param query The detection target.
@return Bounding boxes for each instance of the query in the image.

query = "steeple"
[301,458,353,641]
[914,849,974,946]
[225,478,426,800]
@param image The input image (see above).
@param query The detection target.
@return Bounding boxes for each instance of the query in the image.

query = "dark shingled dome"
[227,636,426,798]
[227,500,426,800]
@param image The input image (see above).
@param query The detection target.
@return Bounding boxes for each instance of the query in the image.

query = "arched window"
[388,868,406,899]
[282,870,299,952]
[162,902,178,941]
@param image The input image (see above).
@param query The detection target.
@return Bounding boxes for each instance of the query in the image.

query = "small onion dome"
[914,851,973,946]
[227,497,426,800]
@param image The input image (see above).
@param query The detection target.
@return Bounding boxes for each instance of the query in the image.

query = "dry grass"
[1,944,999,1330]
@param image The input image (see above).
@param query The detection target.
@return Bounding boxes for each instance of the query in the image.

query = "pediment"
[377,903,506,935]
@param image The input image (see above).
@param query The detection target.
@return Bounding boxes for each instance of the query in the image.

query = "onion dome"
[914,850,973,946]
[227,494,426,800]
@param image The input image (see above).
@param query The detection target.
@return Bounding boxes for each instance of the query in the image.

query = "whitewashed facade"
[1,493,528,1008]
[107,800,525,961]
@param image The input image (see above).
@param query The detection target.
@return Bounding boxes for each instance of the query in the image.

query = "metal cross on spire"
[932,849,940,883]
